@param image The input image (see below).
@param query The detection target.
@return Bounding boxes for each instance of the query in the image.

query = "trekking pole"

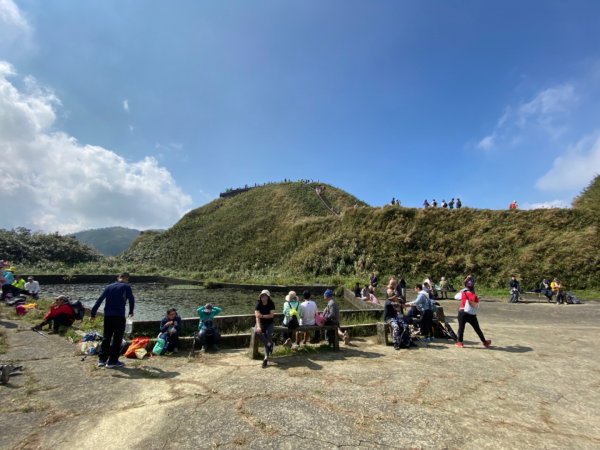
[31,328,49,339]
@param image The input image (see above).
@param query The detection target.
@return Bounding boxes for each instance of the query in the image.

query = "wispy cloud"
[122,99,129,112]
[0,0,33,52]
[522,200,569,210]
[536,133,600,192]
[477,84,577,151]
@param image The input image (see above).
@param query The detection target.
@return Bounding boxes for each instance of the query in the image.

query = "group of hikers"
[10,268,582,370]
[0,263,41,302]
[423,198,462,209]
[510,275,575,304]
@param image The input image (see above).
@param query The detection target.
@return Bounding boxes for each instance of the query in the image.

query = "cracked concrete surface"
[1,301,600,449]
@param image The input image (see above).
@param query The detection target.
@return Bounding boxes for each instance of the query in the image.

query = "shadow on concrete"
[0,320,18,329]
[273,347,385,371]
[486,345,533,353]
[108,365,180,380]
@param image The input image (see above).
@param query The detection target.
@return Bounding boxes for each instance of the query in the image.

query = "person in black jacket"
[509,275,521,303]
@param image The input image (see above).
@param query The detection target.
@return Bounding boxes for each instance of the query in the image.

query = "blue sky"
[1,0,600,232]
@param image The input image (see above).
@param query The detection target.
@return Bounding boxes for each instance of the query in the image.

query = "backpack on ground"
[398,319,412,348]
[566,294,581,304]
[124,336,149,358]
[69,300,85,320]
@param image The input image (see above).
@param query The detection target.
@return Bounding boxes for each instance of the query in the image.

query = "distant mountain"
[71,227,141,256]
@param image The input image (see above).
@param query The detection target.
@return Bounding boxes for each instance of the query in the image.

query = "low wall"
[132,309,384,337]
[26,275,197,285]
[203,282,332,295]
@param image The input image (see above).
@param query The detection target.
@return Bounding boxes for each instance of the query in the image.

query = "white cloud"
[522,200,569,210]
[0,62,192,233]
[536,133,600,192]
[0,0,33,52]
[476,84,577,150]
[122,99,129,112]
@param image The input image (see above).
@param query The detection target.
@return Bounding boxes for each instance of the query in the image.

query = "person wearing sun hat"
[282,291,300,347]
[255,289,276,368]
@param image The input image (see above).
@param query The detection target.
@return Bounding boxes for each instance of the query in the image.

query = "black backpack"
[398,319,412,348]
[69,300,85,321]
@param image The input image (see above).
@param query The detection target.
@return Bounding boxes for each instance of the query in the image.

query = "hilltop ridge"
[123,179,600,288]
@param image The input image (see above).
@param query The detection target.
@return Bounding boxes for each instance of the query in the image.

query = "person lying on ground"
[197,303,222,352]
[159,308,182,354]
[32,295,74,334]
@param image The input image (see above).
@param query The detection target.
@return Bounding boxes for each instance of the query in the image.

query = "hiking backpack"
[69,300,85,321]
[288,301,300,330]
[398,319,412,348]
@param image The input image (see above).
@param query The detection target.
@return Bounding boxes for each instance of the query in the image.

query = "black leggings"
[457,311,486,343]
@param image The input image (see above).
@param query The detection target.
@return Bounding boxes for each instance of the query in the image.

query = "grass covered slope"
[124,182,365,273]
[124,181,599,288]
[573,174,600,214]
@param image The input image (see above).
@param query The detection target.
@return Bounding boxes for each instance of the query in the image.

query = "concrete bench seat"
[248,325,339,359]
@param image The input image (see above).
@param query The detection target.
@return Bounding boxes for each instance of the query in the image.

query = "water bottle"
[125,317,133,335]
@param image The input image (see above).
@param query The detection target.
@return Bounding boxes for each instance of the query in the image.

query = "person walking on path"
[255,289,276,368]
[91,273,135,368]
[455,282,491,348]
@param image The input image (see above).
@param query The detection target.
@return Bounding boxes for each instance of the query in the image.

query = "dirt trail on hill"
[1,301,600,449]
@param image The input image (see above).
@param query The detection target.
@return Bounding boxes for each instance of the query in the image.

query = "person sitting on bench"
[539,279,553,301]
[159,308,182,354]
[32,295,74,334]
[406,284,434,342]
[551,278,566,304]
[196,303,222,352]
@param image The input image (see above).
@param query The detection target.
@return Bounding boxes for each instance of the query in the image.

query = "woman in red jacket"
[32,295,75,333]
[456,283,492,348]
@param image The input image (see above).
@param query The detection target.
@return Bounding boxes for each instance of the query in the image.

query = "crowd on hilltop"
[223,179,321,194]
[422,198,462,209]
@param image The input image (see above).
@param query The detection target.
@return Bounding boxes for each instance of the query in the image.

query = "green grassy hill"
[573,174,600,214]
[123,179,600,289]
[71,226,141,256]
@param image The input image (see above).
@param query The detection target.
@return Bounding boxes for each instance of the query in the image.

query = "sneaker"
[455,342,464,348]
[343,332,350,345]
[97,360,106,368]
[483,340,492,348]
[262,358,268,369]
[105,361,125,369]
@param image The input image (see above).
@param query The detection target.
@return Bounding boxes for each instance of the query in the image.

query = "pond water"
[40,284,353,321]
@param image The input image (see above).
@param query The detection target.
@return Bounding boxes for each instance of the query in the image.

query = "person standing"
[455,283,491,348]
[456,198,462,209]
[449,198,455,209]
[298,290,318,345]
[255,290,276,368]
[24,276,41,299]
[439,277,449,299]
[509,275,520,303]
[91,273,135,369]
[322,289,344,346]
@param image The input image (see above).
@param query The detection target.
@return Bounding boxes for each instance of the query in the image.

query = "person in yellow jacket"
[12,275,26,290]
[551,278,566,304]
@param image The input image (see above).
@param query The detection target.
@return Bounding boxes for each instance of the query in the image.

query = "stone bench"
[248,325,339,359]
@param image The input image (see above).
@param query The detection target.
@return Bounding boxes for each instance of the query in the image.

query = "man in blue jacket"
[91,273,135,368]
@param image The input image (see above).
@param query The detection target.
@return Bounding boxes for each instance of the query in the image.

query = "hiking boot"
[97,360,106,368]
[455,342,464,348]
[262,358,268,369]
[483,340,492,348]
[106,361,125,369]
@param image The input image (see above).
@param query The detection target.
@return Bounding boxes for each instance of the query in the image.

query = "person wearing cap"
[91,273,135,369]
[24,276,41,299]
[255,289,276,368]
[282,291,301,347]
[196,303,222,351]
[322,289,347,346]
[32,295,75,333]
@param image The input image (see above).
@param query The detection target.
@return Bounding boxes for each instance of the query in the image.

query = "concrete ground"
[1,300,600,450]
